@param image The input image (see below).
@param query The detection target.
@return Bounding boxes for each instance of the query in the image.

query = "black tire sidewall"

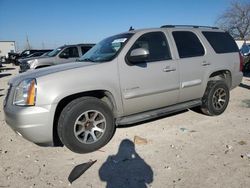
[206,81,230,116]
[243,62,250,72]
[58,97,115,153]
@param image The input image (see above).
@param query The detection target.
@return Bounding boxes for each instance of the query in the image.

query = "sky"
[0,0,239,51]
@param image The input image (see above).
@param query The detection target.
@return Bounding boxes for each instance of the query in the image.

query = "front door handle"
[163,66,176,72]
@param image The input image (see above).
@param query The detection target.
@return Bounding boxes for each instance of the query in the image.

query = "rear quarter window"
[202,31,239,54]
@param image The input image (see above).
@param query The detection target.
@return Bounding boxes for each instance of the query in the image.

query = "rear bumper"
[231,72,243,89]
[4,103,56,146]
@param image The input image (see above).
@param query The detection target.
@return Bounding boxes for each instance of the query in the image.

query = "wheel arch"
[52,90,117,146]
[208,69,232,88]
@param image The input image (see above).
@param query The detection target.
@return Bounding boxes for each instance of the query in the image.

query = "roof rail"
[161,25,219,29]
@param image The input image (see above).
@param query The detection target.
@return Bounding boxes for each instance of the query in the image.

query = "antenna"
[129,26,134,31]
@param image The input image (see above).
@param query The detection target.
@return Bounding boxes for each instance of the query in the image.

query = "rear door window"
[173,31,205,58]
[202,31,238,54]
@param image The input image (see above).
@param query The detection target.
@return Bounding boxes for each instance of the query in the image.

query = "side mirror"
[128,48,149,63]
[59,52,69,59]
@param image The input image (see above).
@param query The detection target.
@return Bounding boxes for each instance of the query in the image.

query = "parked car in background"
[4,25,243,153]
[19,49,53,59]
[5,52,19,64]
[8,49,52,65]
[19,44,94,73]
[23,51,52,58]
[0,56,5,66]
[17,51,52,67]
[240,43,250,73]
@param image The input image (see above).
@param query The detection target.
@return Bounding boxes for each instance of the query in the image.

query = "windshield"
[41,52,49,57]
[20,50,30,57]
[47,47,63,57]
[79,33,133,62]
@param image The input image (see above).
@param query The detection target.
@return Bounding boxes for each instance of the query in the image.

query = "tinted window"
[81,46,92,55]
[79,33,133,63]
[129,32,171,62]
[173,31,205,58]
[202,32,238,54]
[62,47,79,58]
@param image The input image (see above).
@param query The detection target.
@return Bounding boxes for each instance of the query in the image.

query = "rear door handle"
[163,66,176,72]
[202,61,211,66]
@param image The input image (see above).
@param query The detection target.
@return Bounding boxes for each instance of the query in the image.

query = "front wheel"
[201,80,230,116]
[58,97,115,153]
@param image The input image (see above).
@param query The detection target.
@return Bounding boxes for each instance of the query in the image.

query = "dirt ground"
[0,63,250,188]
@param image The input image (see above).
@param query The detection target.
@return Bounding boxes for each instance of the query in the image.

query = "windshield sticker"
[112,38,127,43]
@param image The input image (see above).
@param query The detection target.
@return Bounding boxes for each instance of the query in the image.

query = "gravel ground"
[0,63,250,188]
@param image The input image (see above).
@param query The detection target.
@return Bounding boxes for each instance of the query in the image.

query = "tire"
[243,62,250,72]
[58,97,115,153]
[201,80,229,116]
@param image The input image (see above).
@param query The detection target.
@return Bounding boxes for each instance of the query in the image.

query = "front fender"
[35,61,124,116]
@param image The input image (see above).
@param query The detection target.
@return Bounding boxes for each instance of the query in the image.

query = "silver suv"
[4,25,243,153]
[19,44,94,72]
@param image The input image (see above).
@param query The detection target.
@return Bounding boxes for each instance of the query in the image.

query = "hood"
[9,61,95,86]
[19,56,50,64]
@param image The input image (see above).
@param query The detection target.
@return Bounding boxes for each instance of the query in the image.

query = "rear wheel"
[201,80,229,116]
[243,62,250,73]
[58,97,115,153]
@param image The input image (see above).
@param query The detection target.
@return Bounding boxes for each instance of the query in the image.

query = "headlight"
[28,59,37,69]
[13,78,37,106]
[27,59,35,64]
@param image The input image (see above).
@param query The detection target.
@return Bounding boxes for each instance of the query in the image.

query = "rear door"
[170,30,207,102]
[118,31,180,115]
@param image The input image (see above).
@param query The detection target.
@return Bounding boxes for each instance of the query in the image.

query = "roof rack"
[161,25,219,29]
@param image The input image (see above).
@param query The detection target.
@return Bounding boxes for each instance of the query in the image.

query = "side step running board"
[116,99,202,126]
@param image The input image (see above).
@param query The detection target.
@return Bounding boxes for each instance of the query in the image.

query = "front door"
[118,31,180,116]
[57,46,80,64]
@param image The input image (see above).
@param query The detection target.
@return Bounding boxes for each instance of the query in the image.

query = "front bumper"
[4,103,56,146]
[19,62,30,73]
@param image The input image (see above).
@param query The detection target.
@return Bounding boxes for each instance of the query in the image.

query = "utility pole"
[15,41,19,52]
[26,34,31,50]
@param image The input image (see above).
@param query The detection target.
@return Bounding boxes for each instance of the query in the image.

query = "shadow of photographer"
[99,139,153,188]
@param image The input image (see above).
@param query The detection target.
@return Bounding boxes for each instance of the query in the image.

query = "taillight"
[239,52,244,72]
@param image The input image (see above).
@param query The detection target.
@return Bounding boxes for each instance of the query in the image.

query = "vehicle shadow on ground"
[0,73,12,78]
[118,110,188,128]
[239,83,250,90]
[99,139,153,188]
